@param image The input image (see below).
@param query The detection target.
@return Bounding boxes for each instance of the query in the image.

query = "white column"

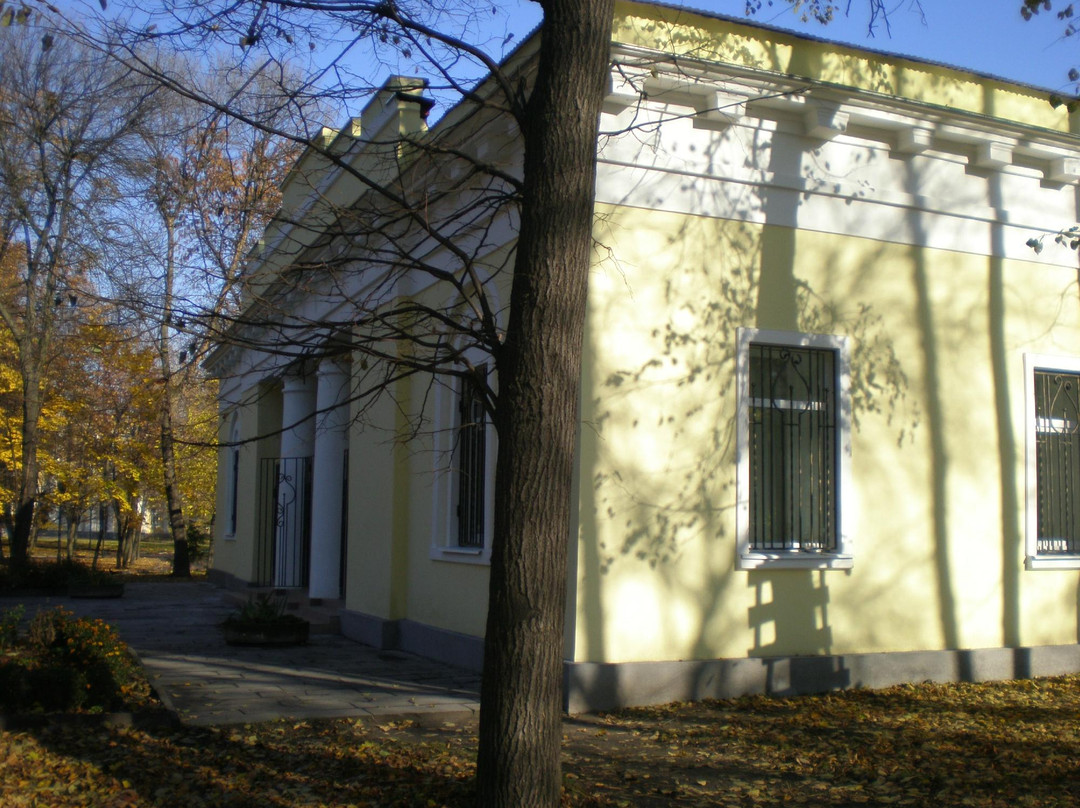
[274,371,316,588]
[308,358,351,600]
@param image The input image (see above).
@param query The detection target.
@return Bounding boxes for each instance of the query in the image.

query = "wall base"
[310,609,1080,714]
[564,644,1080,713]
[340,609,485,671]
[207,568,254,592]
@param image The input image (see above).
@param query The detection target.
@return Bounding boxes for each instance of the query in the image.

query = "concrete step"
[296,599,342,635]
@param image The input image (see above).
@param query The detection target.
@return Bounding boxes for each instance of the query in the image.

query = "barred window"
[1034,369,1080,556]
[748,343,838,552]
[225,413,240,539]
[737,329,852,570]
[228,447,240,536]
[456,366,488,549]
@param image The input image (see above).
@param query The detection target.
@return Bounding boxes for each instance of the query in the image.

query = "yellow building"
[206,2,1080,711]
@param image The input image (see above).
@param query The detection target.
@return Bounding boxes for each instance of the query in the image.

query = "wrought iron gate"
[254,456,312,587]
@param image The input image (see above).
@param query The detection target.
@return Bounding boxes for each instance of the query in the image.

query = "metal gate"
[254,457,312,588]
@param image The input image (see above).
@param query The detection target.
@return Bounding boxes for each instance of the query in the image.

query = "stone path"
[2,581,481,727]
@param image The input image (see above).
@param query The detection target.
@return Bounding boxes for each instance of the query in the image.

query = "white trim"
[735,327,853,571]
[438,546,486,558]
[1024,352,1080,570]
[737,552,854,571]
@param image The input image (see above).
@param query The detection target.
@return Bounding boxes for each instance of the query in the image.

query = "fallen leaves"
[2,675,1080,806]
[561,676,1080,806]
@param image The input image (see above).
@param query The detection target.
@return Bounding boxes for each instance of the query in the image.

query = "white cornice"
[606,43,1080,184]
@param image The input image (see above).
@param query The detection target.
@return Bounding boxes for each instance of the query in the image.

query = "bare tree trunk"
[117,523,136,568]
[476,2,613,806]
[30,497,47,552]
[113,504,123,569]
[92,502,107,570]
[11,362,42,570]
[162,377,190,576]
[158,210,190,577]
[130,526,141,566]
[113,500,132,569]
[65,510,78,560]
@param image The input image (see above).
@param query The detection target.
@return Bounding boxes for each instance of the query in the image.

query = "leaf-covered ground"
[2,674,1079,807]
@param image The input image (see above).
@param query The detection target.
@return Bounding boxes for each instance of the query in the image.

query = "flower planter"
[221,618,309,647]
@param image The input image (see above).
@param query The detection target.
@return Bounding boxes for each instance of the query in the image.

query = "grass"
[1,674,1078,806]
[23,535,209,581]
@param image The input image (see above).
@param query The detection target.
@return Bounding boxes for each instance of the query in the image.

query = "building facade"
[207,2,1080,711]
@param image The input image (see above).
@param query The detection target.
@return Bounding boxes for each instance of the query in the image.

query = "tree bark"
[10,358,43,570]
[65,510,78,560]
[476,2,614,806]
[162,379,190,576]
[92,502,107,570]
[158,215,190,577]
[113,497,141,569]
[113,500,126,569]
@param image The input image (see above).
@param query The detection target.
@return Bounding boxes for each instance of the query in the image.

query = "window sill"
[738,552,853,570]
[223,533,237,542]
[1026,555,1080,570]
[430,546,490,565]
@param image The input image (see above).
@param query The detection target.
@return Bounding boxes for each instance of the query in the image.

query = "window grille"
[228,448,239,535]
[456,367,488,548]
[748,343,838,552]
[1034,370,1080,555]
[340,447,349,597]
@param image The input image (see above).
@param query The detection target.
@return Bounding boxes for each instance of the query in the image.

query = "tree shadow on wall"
[577,57,918,706]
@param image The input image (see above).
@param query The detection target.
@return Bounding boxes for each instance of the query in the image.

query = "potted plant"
[221,592,309,647]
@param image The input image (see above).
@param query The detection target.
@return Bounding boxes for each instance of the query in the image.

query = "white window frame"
[430,365,496,564]
[736,327,853,570]
[1024,352,1080,570]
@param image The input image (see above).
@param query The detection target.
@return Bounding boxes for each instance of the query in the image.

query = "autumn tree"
[0,244,26,554]
[0,232,161,569]
[37,306,107,560]
[170,369,218,556]
[0,18,284,575]
[114,84,203,577]
[94,321,161,569]
[121,68,301,576]
[37,308,159,566]
[0,22,157,569]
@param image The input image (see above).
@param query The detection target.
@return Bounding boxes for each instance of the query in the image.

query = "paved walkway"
[2,581,481,727]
